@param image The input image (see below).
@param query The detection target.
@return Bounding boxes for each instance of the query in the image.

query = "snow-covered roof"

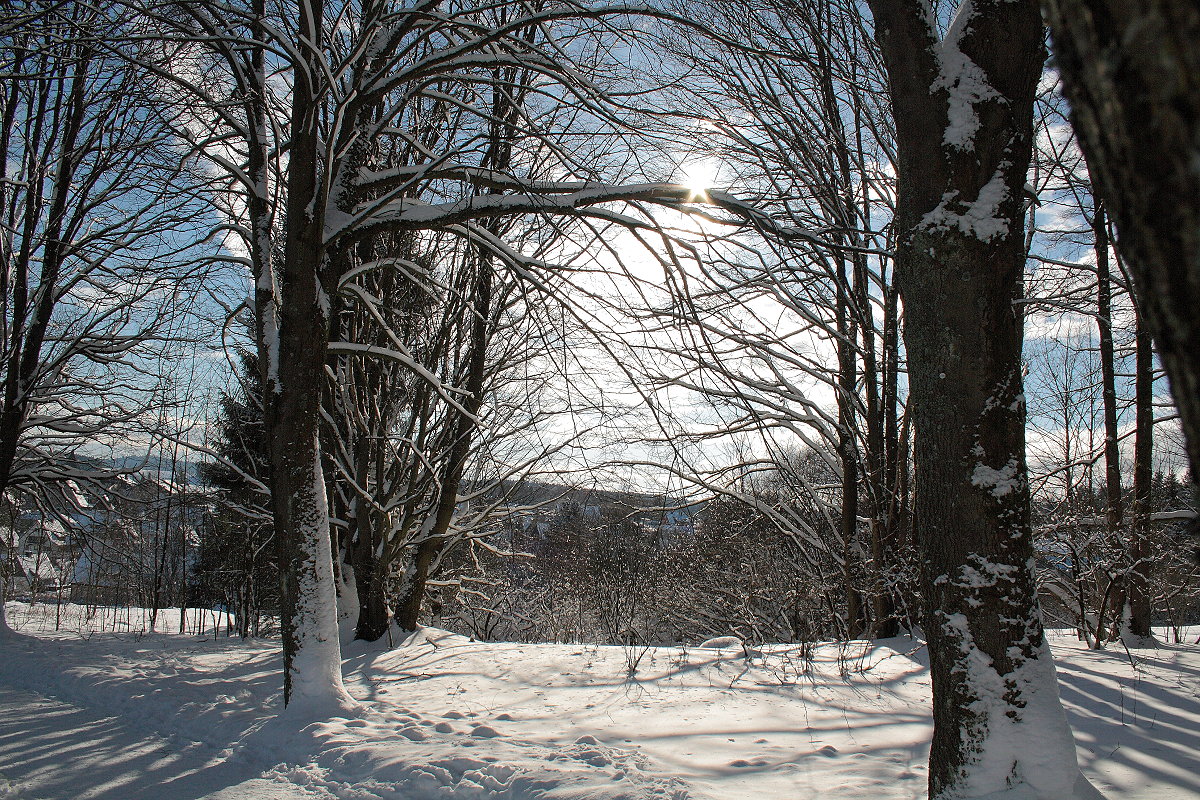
[70,549,130,587]
[36,518,71,545]
[1152,509,1197,522]
[15,514,75,546]
[17,554,60,583]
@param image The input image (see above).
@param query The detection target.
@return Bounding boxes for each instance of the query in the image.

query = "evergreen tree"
[195,347,278,636]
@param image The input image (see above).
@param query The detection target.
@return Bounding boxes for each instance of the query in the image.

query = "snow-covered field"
[1,603,1197,800]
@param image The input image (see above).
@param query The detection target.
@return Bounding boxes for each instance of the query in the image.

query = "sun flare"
[678,160,719,200]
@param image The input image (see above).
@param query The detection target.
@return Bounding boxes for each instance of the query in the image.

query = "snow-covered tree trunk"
[1043,0,1200,492]
[866,0,1097,796]
[263,0,352,712]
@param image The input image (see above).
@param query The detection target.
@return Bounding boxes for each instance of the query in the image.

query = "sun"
[677,159,719,201]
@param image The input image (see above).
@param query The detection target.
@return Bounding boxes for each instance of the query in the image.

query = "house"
[2,514,77,598]
[12,556,65,594]
[69,547,135,606]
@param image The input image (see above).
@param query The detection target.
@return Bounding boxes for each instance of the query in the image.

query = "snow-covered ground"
[1,603,1197,800]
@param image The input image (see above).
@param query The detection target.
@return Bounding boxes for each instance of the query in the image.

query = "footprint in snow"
[433,722,455,733]
[729,759,769,768]
[575,735,600,745]
[495,713,514,721]
[818,745,839,757]
[442,711,466,719]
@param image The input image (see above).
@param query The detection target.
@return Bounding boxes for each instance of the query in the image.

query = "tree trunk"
[350,436,390,641]
[1127,304,1155,641]
[1095,205,1129,644]
[394,537,438,632]
[1043,0,1200,488]
[1094,205,1123,532]
[879,277,907,636]
[390,57,523,631]
[262,0,352,711]
[393,252,493,632]
[867,1,1092,796]
[835,263,865,638]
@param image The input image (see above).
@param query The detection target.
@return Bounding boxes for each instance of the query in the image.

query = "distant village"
[0,465,699,614]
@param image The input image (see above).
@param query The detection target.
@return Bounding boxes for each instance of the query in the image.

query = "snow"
[697,635,743,650]
[970,456,1022,497]
[3,602,1200,799]
[919,169,1011,243]
[2,602,234,636]
[939,612,1084,798]
[932,0,999,151]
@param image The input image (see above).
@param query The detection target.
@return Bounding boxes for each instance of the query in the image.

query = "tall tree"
[0,3,207,506]
[1092,204,1124,536]
[147,0,717,707]
[643,0,909,639]
[1127,299,1155,640]
[1042,1,1200,492]
[866,1,1096,796]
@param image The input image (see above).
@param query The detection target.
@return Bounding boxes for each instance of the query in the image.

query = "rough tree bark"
[1043,0,1200,489]
[866,0,1098,796]
[263,0,354,711]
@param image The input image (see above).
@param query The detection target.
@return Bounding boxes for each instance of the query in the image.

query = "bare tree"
[866,0,1098,795]
[140,0,744,708]
[0,3,216,629]
[0,5,210,497]
[1042,2,1200,496]
[624,0,910,640]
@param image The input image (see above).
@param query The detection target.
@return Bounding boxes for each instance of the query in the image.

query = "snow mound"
[470,724,501,738]
[697,636,743,650]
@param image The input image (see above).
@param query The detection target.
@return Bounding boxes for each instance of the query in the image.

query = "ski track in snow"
[1,603,1198,799]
